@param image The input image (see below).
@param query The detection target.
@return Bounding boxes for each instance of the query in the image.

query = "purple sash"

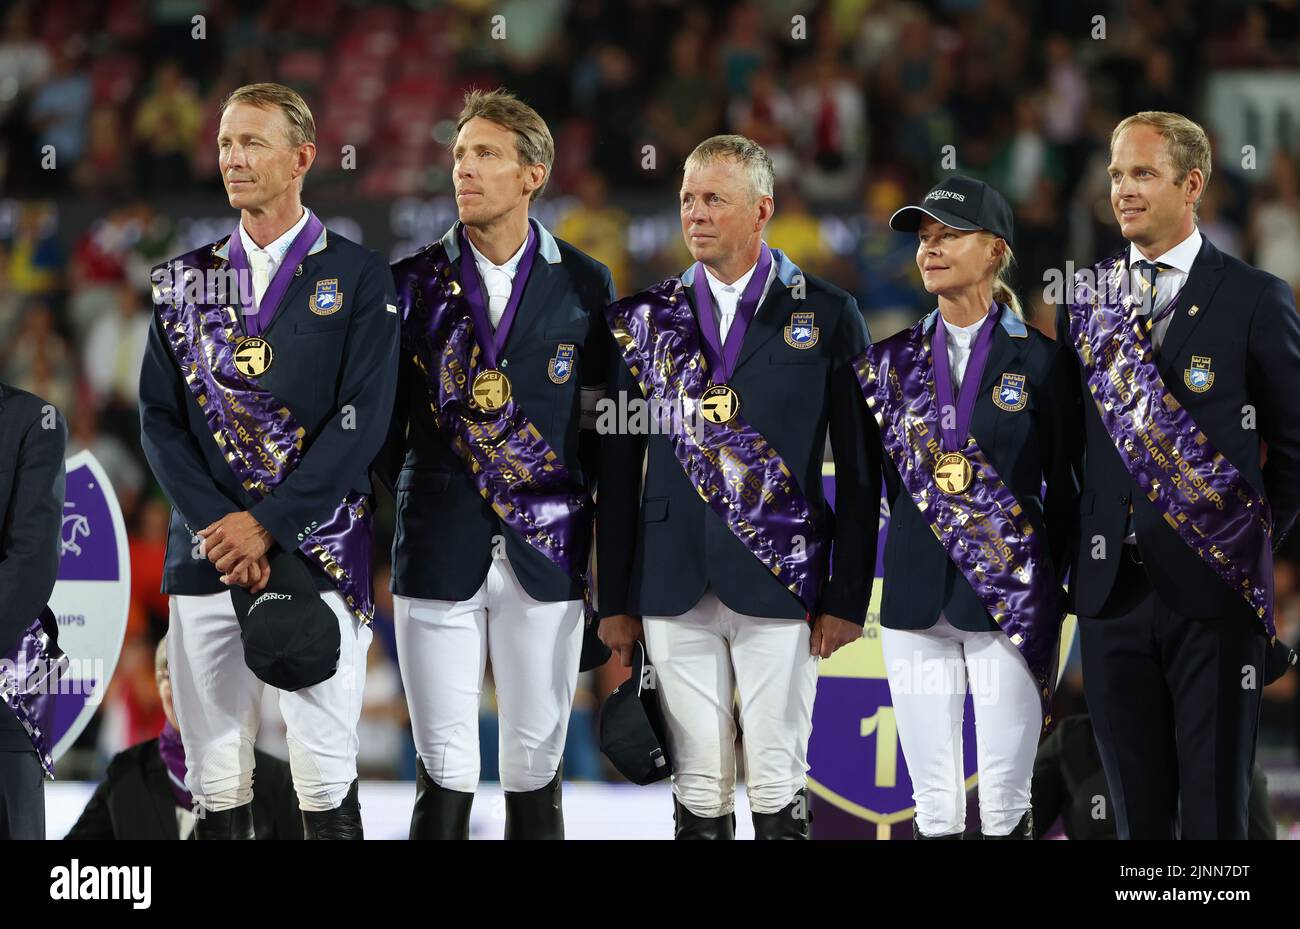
[154,239,375,624]
[1069,254,1275,637]
[1,609,69,778]
[855,320,1064,723]
[691,243,772,382]
[606,277,826,615]
[227,211,324,336]
[393,238,592,579]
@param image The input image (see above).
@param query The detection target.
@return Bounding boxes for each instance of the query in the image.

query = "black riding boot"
[981,811,1033,839]
[673,797,736,840]
[752,788,812,839]
[302,779,364,840]
[410,758,474,840]
[194,802,254,840]
[504,766,564,840]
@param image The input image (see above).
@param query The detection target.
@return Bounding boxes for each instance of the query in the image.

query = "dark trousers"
[1079,549,1266,839]
[0,750,44,839]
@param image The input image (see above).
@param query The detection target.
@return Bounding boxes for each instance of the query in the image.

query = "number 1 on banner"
[860,708,898,788]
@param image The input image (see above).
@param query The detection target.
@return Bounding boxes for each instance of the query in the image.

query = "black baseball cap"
[230,548,341,692]
[889,175,1015,248]
[598,641,672,786]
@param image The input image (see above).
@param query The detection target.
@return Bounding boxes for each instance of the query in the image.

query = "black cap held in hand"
[229,548,340,692]
[598,641,672,786]
[889,174,1015,248]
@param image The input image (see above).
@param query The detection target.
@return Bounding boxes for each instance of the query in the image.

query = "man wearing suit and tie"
[140,83,399,839]
[1059,111,1300,839]
[385,89,614,840]
[0,384,66,840]
[598,135,880,839]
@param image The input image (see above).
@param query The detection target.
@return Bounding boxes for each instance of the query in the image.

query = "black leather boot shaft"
[752,788,812,840]
[503,765,564,840]
[673,797,736,840]
[193,802,254,840]
[302,779,364,840]
[410,758,474,840]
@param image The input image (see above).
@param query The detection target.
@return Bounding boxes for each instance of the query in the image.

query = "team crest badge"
[1185,355,1215,393]
[309,278,343,316]
[993,373,1028,412]
[784,311,819,349]
[549,343,575,384]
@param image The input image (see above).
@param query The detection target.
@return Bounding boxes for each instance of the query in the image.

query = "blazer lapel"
[259,252,324,340]
[504,254,566,356]
[1157,237,1226,378]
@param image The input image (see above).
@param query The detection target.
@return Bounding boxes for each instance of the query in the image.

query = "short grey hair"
[684,134,775,202]
[155,636,169,681]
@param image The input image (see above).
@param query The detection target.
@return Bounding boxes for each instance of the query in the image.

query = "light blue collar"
[680,245,803,289]
[922,304,1027,339]
[441,217,562,265]
[214,209,327,260]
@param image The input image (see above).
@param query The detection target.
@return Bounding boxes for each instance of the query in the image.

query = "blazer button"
[1119,494,1130,505]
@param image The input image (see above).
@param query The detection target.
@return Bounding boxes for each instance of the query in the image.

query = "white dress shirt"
[703,254,777,343]
[238,207,312,310]
[467,231,531,330]
[1127,225,1201,352]
[941,314,989,392]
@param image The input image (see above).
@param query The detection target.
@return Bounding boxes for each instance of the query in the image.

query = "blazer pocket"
[640,496,669,523]
[544,323,587,341]
[294,318,350,335]
[768,351,820,365]
[396,470,451,494]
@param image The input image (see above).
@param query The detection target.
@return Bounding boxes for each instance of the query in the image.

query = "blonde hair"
[456,88,555,202]
[220,82,317,148]
[684,134,775,202]
[1110,111,1212,217]
[992,243,1023,319]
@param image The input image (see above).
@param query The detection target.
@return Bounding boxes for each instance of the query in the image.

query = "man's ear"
[756,194,775,230]
[525,162,547,197]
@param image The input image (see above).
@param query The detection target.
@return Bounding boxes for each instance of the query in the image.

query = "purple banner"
[1069,254,1275,637]
[393,240,592,579]
[153,243,375,624]
[606,275,825,615]
[855,323,1063,722]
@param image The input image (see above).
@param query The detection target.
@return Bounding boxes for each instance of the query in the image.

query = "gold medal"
[233,336,274,377]
[699,384,741,425]
[472,369,512,412]
[934,451,973,494]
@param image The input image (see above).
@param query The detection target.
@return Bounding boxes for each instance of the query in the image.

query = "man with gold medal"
[598,135,880,839]
[139,83,400,839]
[383,90,615,840]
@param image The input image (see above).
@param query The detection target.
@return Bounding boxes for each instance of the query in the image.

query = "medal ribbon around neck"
[690,241,772,383]
[227,210,324,337]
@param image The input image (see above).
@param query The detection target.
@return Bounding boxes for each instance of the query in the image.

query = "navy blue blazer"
[597,251,881,623]
[1056,236,1300,620]
[139,221,400,596]
[382,219,615,603]
[874,309,1078,633]
[0,383,66,747]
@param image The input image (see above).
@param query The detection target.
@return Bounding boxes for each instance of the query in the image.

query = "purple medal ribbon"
[157,720,193,811]
[457,225,537,368]
[931,303,1001,451]
[690,242,772,382]
[227,210,324,337]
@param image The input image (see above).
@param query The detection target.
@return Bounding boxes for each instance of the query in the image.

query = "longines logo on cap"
[251,591,293,613]
[926,190,966,202]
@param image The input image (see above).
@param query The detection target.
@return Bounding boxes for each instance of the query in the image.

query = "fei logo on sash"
[784,311,819,349]
[1184,355,1215,393]
[549,343,576,384]
[993,373,1028,412]
[309,278,343,315]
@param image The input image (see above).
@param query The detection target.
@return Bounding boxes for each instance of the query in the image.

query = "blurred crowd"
[0,0,1297,783]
